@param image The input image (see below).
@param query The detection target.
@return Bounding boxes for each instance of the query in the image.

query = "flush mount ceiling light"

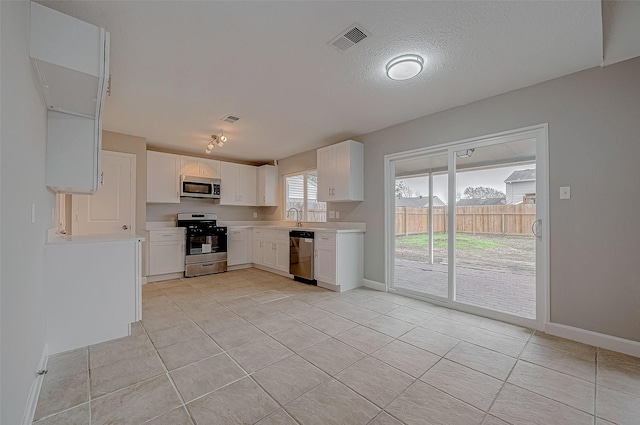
[386,54,424,81]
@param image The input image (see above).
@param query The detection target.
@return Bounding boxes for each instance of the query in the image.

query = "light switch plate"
[328,211,335,219]
[253,212,258,218]
[560,186,571,199]
[335,211,340,219]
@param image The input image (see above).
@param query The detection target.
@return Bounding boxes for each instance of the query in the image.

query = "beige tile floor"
[33,268,640,425]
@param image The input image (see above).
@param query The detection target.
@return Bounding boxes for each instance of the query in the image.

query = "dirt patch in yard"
[395,233,535,276]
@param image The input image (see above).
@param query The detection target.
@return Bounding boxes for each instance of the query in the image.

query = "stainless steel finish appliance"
[289,230,316,285]
[177,213,227,277]
[180,175,221,199]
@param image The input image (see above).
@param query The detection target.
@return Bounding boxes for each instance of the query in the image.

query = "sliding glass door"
[388,126,548,326]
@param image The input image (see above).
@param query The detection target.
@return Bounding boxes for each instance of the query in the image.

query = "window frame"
[283,169,326,223]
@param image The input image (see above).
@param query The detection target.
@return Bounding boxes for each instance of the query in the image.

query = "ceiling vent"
[222,115,240,123]
[329,24,369,52]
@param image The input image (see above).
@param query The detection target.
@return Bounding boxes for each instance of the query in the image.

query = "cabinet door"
[147,151,180,203]
[180,156,201,176]
[253,237,263,264]
[315,245,336,285]
[149,242,185,275]
[220,161,238,205]
[228,229,248,266]
[276,241,290,272]
[332,142,351,201]
[258,165,278,206]
[316,146,335,201]
[200,159,221,178]
[263,240,277,267]
[237,164,257,206]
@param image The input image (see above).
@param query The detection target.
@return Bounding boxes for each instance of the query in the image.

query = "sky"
[399,164,536,204]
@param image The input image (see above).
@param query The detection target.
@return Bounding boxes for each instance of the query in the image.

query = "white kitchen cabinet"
[148,228,185,276]
[253,229,264,265]
[45,237,143,355]
[30,3,110,194]
[275,231,290,272]
[147,151,181,203]
[252,228,289,273]
[257,165,278,206]
[261,230,277,268]
[220,162,257,206]
[180,156,221,178]
[228,228,251,266]
[317,140,364,202]
[314,231,363,292]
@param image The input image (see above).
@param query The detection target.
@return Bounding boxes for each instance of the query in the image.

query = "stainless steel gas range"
[177,213,227,277]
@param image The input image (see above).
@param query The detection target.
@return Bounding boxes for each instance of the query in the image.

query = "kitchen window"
[284,170,326,223]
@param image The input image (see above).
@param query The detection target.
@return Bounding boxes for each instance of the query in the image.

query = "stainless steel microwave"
[180,175,221,199]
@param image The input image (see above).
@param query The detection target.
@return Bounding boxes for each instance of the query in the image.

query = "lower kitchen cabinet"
[228,227,251,267]
[315,231,363,292]
[44,237,143,355]
[148,228,185,278]
[252,228,290,274]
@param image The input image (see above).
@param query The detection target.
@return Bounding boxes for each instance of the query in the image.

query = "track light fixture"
[206,131,229,153]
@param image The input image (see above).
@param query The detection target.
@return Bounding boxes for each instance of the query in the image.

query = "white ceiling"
[38,1,636,163]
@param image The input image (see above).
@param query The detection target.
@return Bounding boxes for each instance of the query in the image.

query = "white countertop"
[145,220,365,233]
[47,233,145,245]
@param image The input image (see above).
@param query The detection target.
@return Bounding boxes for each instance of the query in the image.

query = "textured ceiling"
[40,1,608,163]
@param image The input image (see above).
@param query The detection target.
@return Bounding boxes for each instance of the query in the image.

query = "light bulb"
[220,135,227,143]
[217,141,224,147]
[205,147,212,154]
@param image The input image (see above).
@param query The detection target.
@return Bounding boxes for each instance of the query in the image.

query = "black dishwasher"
[289,230,316,285]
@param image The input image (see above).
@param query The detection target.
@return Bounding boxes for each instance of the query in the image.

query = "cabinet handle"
[328,187,331,196]
[331,188,335,196]
[100,172,104,186]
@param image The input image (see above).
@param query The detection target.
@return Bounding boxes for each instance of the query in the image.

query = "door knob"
[122,225,129,230]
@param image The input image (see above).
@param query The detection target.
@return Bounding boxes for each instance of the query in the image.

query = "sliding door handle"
[532,219,542,238]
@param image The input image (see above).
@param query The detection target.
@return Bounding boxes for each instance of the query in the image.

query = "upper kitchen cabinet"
[220,162,257,206]
[147,151,181,203]
[257,165,278,206]
[180,156,221,179]
[317,140,364,202]
[30,2,110,194]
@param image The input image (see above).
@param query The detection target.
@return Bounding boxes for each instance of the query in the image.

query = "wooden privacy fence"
[395,204,536,236]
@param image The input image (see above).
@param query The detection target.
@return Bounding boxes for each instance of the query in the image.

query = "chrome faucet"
[287,208,302,227]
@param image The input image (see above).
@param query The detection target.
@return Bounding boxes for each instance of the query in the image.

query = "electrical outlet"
[328,211,335,219]
[335,211,340,219]
[253,212,258,218]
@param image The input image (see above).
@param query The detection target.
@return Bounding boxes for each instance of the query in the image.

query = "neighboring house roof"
[504,169,536,183]
[395,196,446,208]
[456,198,506,206]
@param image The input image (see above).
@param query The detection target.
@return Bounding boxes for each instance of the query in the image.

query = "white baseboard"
[22,344,49,425]
[253,264,292,279]
[317,281,340,292]
[362,278,386,292]
[146,272,183,283]
[228,264,252,271]
[545,322,640,358]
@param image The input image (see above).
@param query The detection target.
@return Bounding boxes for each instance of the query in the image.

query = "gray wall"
[1,1,56,422]
[328,58,640,342]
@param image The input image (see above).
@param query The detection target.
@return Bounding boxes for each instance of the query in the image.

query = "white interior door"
[72,151,136,236]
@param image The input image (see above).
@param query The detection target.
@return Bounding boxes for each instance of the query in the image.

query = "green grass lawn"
[396,233,503,250]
